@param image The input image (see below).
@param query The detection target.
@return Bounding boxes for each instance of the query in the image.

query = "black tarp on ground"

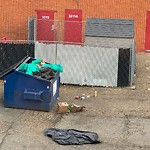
[44,128,100,145]
[0,43,34,73]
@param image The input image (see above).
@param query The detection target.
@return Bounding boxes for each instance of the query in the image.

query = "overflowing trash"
[57,102,85,113]
[18,59,63,81]
[44,128,100,145]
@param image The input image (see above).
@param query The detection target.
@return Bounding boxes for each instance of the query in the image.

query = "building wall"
[0,0,150,52]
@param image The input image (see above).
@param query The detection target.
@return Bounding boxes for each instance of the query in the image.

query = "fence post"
[55,42,58,64]
[34,18,37,42]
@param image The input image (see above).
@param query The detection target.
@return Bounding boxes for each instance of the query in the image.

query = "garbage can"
[0,57,60,111]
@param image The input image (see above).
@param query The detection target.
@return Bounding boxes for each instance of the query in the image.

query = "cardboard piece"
[57,102,85,113]
[57,102,69,113]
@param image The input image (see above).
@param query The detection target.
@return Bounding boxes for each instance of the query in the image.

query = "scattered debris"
[148,88,150,91]
[44,128,100,145]
[75,92,97,100]
[75,95,80,99]
[147,76,150,79]
[87,95,90,98]
[57,102,69,113]
[131,85,136,90]
[81,96,85,100]
[93,91,98,97]
[57,102,85,113]
[146,67,150,70]
[71,104,85,113]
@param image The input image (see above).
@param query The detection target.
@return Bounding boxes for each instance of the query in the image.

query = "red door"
[35,10,56,42]
[64,9,82,44]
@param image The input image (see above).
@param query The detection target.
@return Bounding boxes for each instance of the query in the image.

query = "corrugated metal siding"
[35,43,119,87]
[57,44,119,87]
[85,36,136,85]
[35,42,56,64]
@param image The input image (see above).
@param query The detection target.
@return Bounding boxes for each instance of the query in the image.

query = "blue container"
[0,57,60,111]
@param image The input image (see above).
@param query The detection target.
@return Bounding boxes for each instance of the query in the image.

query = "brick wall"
[0,0,150,52]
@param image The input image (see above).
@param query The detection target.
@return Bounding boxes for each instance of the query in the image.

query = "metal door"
[36,10,56,42]
[64,9,82,44]
[145,11,150,50]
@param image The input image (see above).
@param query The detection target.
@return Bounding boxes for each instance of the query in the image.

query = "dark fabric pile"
[44,128,100,145]
[33,67,55,81]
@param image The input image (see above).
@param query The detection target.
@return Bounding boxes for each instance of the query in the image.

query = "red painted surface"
[64,9,82,44]
[1,37,8,43]
[35,10,56,42]
[145,11,150,50]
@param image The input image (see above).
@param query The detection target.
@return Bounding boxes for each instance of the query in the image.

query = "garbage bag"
[19,63,28,72]
[26,63,41,75]
[44,128,100,145]
[31,59,42,65]
[42,64,63,72]
[19,63,41,75]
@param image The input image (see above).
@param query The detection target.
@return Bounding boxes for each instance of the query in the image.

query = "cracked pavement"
[0,53,150,149]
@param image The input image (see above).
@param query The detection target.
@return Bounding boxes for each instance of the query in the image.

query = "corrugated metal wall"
[35,42,57,64]
[35,43,120,87]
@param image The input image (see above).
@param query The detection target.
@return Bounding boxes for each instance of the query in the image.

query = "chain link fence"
[28,18,86,44]
[0,18,135,87]
[35,42,134,87]
[30,18,135,87]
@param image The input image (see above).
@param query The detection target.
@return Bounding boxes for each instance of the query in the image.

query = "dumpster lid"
[0,56,28,79]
